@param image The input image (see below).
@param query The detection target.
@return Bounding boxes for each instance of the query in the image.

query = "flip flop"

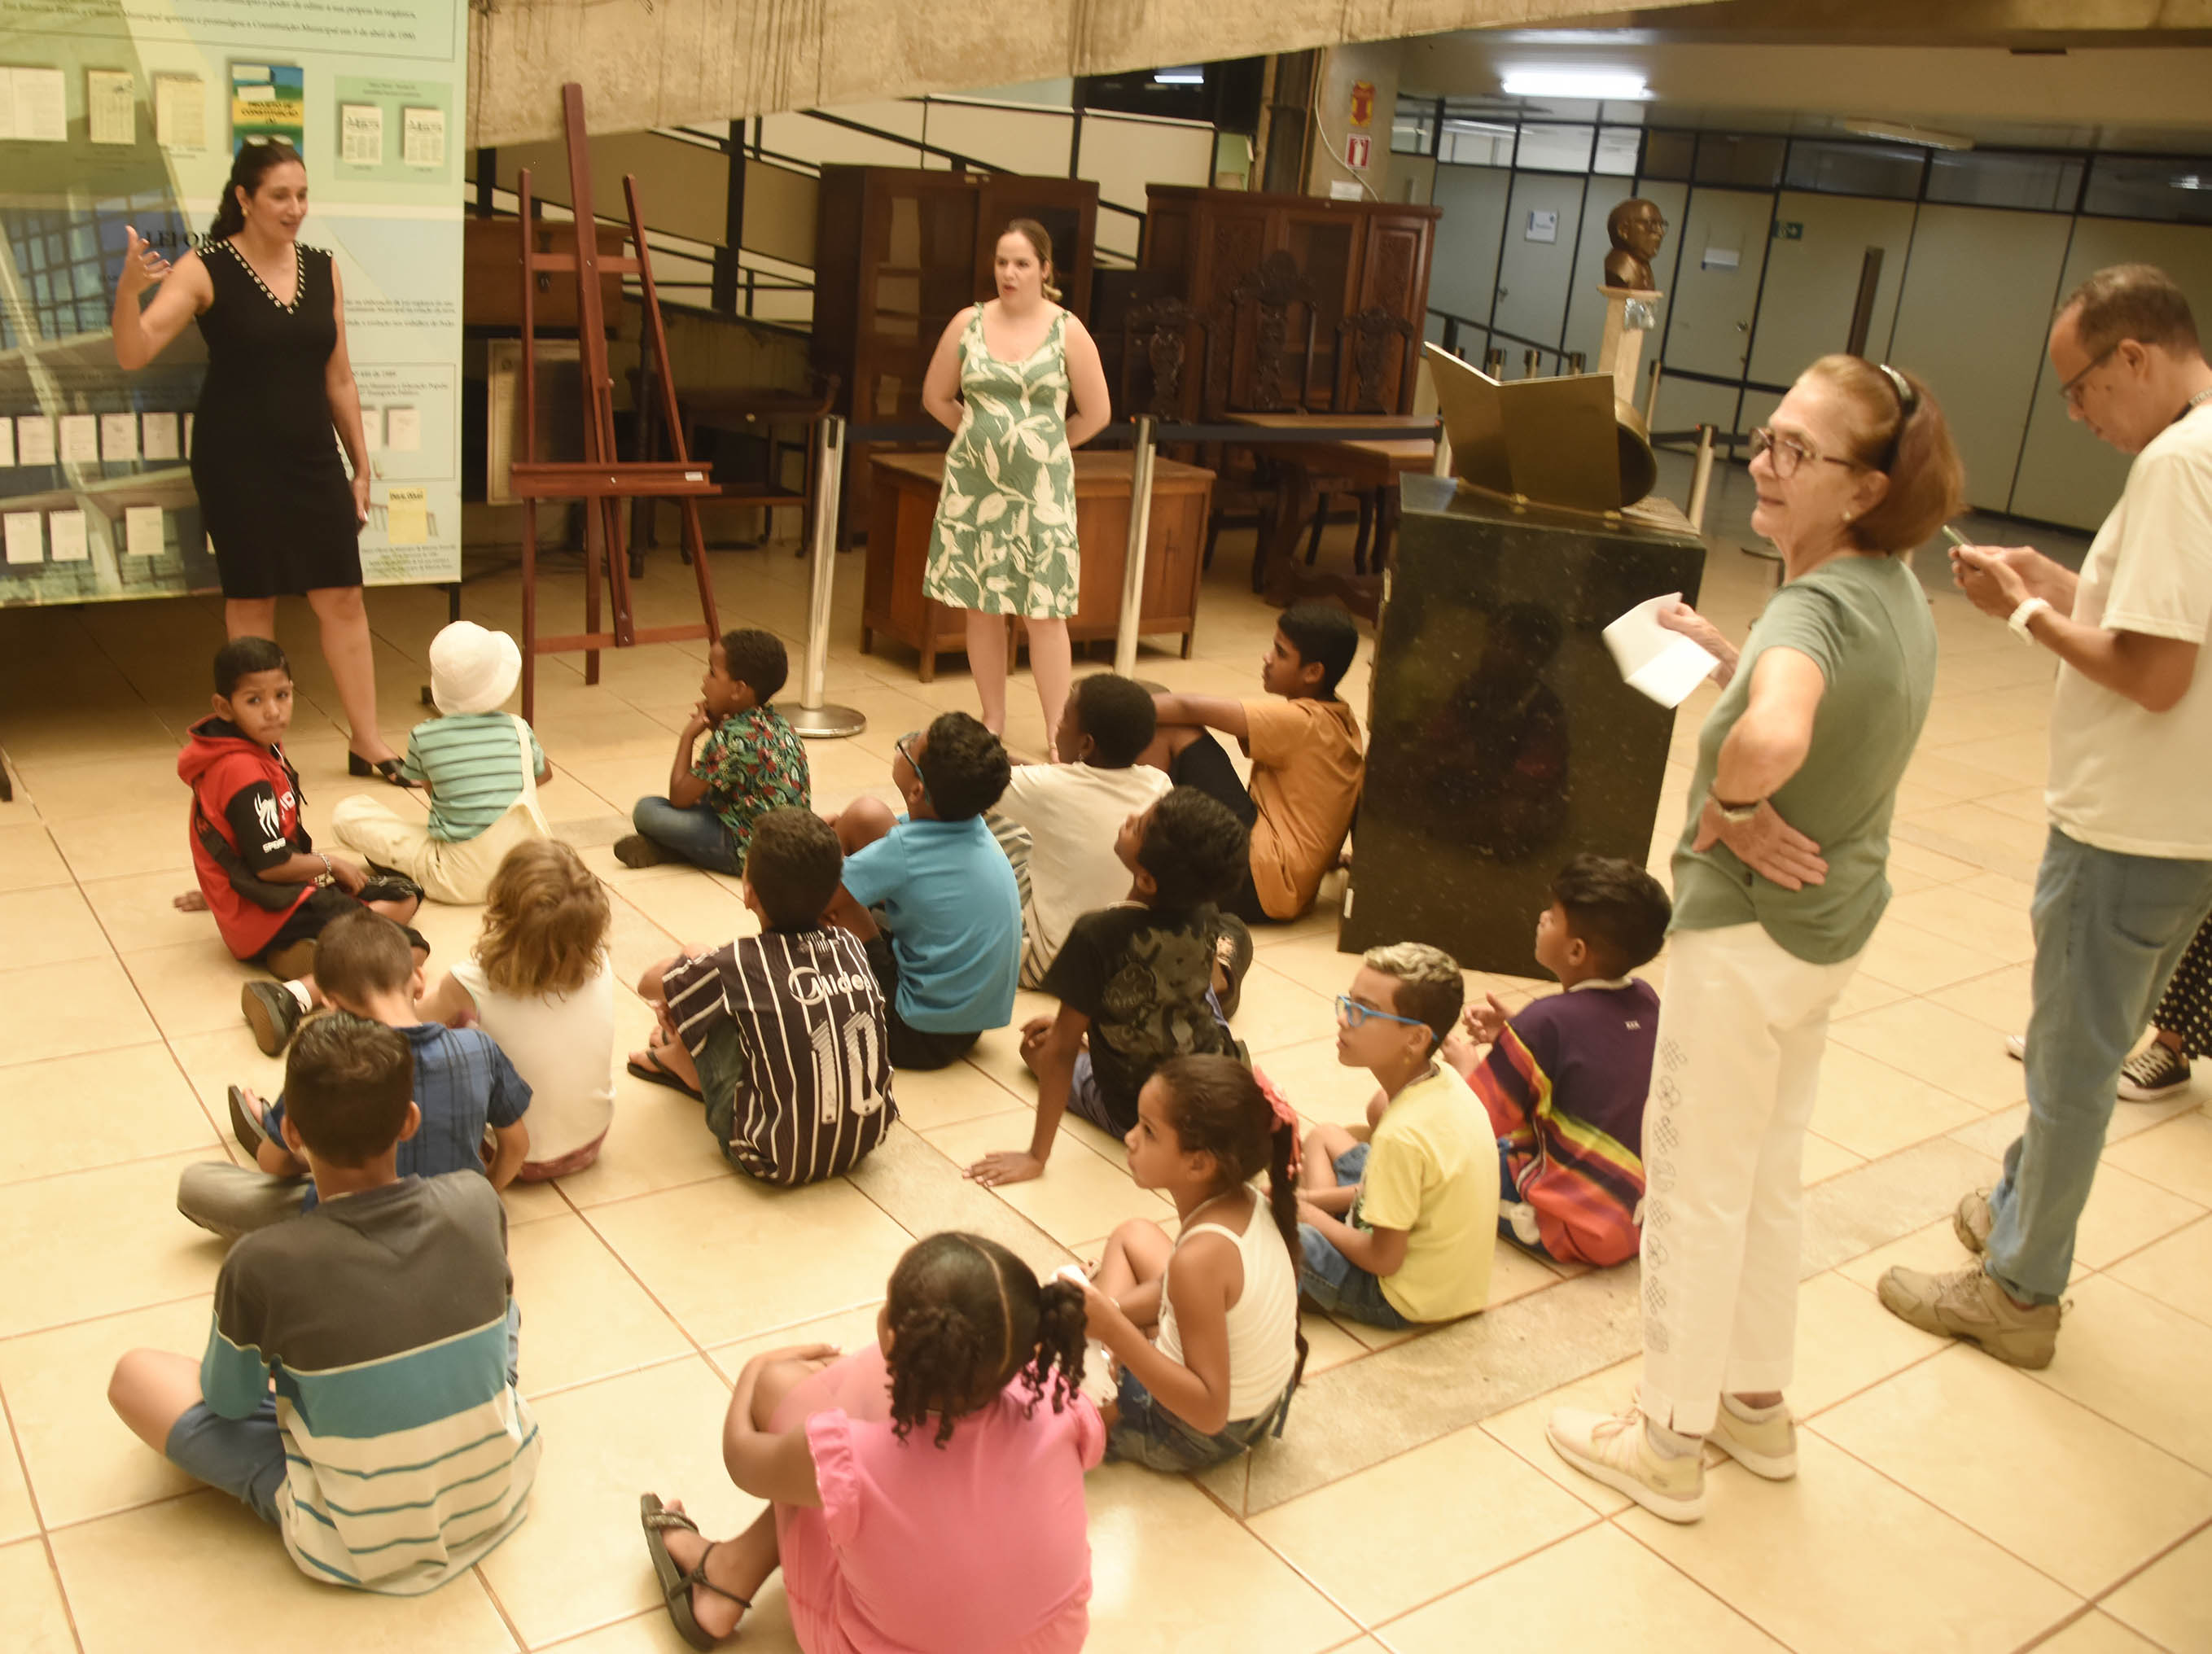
[627,1048,702,1099]
[640,1494,750,1651]
[348,750,418,789]
[228,1085,272,1156]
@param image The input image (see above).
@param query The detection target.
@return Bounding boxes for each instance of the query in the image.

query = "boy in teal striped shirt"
[109,1013,541,1594]
[331,621,553,903]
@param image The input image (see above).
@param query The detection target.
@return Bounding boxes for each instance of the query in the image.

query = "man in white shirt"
[1881,264,2212,1366]
[994,672,1172,986]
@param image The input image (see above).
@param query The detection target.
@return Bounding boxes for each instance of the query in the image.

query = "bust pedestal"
[1340,474,1706,976]
[1597,286,1662,405]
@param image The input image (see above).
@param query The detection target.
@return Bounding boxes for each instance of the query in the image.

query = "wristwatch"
[2007,595,2052,642]
[1711,794,1763,825]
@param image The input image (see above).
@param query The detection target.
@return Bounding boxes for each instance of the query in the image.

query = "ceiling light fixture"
[1499,69,1652,102]
[1151,67,1205,85]
[1842,117,1974,151]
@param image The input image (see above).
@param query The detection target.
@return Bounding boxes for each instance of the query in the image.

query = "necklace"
[221,238,304,315]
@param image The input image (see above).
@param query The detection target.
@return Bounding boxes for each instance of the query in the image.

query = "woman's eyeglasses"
[1749,427,1860,480]
[1334,994,1432,1035]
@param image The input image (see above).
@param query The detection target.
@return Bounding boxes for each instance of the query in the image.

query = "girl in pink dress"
[642,1232,1099,1652]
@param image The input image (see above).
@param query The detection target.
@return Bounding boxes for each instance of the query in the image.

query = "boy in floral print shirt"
[617,628,811,873]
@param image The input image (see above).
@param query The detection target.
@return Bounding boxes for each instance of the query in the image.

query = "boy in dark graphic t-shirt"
[966,788,1252,1188]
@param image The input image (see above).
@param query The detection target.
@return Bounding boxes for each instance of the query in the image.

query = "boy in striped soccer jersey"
[1457,855,1672,1268]
[635,807,897,1185]
[109,1013,541,1594]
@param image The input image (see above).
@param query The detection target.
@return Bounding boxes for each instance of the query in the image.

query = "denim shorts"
[1105,1366,1290,1472]
[165,1394,286,1525]
[1296,1141,1417,1329]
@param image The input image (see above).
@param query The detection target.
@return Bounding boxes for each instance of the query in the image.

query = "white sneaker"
[1710,1402,1798,1480]
[2004,1033,2025,1061]
[1546,1402,1706,1523]
[2118,1041,2192,1102]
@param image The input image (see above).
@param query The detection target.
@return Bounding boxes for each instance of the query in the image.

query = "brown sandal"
[640,1494,750,1650]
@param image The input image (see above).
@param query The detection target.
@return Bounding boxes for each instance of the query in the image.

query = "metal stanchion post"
[1113,416,1158,681]
[1685,424,1717,532]
[786,415,866,739]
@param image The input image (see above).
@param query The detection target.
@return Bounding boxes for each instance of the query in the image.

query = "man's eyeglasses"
[1334,994,1433,1037]
[2060,344,2119,411]
[1749,427,1859,480]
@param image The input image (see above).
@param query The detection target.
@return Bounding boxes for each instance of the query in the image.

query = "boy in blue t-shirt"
[177,908,532,1241]
[824,711,1019,1070]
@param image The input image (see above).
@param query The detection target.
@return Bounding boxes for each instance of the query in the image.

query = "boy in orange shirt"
[1143,602,1363,925]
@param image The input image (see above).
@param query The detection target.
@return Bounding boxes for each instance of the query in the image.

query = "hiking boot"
[227,1085,272,1156]
[241,980,302,1057]
[1954,1188,1993,1256]
[1546,1402,1706,1523]
[613,834,670,869]
[2118,1041,2192,1102]
[1710,1402,1797,1480]
[1214,916,1255,1021]
[1877,1262,2061,1369]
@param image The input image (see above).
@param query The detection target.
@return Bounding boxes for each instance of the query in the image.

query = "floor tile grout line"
[469,1550,531,1652]
[30,1528,90,1654]
[2,1286,213,1346]
[2083,1510,2210,1647]
[0,1381,55,1542]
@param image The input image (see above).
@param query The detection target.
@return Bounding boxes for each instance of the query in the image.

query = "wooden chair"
[1302,306,1420,575]
[1201,252,1319,573]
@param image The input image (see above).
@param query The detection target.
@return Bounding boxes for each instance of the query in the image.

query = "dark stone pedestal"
[1340,475,1706,977]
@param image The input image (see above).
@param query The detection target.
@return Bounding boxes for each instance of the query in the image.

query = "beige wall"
[1307,40,1403,201]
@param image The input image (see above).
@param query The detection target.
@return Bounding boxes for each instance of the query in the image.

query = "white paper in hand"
[1603,593,1719,708]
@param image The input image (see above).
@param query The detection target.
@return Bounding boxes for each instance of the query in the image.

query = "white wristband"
[2007,596,2051,642]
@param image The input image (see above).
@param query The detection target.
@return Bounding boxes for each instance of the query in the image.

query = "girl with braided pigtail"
[639,1232,1102,1652]
[1077,1054,1307,1472]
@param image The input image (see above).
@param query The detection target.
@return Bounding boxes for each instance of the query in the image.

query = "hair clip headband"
[1875,362,1920,418]
[1252,1065,1303,1181]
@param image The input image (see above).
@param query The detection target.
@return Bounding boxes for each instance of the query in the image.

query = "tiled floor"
[2,470,2207,1654]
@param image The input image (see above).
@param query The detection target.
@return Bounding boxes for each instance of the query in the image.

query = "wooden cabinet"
[811,167,1099,541]
[1140,187,1439,415]
[861,452,1214,680]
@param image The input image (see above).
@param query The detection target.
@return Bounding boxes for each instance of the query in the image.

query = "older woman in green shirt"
[1547,356,1964,1525]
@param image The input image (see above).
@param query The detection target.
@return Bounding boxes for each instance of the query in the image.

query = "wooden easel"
[510,83,721,721]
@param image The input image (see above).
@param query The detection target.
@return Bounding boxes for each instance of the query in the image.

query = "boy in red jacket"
[179,637,427,1056]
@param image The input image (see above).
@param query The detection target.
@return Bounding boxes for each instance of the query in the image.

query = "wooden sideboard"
[861,451,1214,680]
[1140,186,1439,416]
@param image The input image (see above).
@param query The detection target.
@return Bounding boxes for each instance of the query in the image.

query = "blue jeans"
[1105,1366,1292,1472]
[1986,828,2212,1303]
[1295,1143,1415,1330]
[631,797,742,874]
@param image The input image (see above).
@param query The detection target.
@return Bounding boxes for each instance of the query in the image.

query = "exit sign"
[1772,221,1804,240]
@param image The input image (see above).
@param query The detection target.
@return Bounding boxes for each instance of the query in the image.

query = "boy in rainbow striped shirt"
[1454,855,1672,1268]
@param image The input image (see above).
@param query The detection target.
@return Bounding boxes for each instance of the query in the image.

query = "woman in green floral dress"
[921,220,1112,739]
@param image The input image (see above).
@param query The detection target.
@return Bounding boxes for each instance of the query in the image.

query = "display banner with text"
[0,0,463,606]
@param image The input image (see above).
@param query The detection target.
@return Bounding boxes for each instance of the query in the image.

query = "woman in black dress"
[112,140,407,785]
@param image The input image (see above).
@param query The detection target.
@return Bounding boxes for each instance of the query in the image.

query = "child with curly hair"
[1078,1055,1306,1471]
[415,840,616,1179]
[639,1232,1099,1652]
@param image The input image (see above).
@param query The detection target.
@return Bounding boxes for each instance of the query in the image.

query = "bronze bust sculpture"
[1603,198,1667,291]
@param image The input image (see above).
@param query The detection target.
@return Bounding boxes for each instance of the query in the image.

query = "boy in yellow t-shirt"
[1143,602,1364,923]
[1294,942,1499,1327]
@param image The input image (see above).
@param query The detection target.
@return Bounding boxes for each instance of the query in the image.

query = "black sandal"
[348,750,417,789]
[628,1048,703,1099]
[641,1494,751,1651]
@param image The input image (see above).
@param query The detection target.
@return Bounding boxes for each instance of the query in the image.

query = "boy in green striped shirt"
[331,622,553,903]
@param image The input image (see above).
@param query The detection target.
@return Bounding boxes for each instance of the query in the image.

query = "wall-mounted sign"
[1772,221,1805,241]
[1344,133,1372,172]
[1349,80,1375,128]
[1526,208,1558,243]
[1702,246,1742,271]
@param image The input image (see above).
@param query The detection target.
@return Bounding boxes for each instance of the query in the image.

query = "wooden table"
[863,450,1215,680]
[1223,413,1438,607]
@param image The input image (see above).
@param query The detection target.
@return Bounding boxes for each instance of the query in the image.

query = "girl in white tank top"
[1076,1055,1306,1471]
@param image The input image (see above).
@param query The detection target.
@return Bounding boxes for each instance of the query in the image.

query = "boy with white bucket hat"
[331,621,553,904]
